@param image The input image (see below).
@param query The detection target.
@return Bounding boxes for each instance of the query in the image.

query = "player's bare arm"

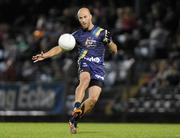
[32,46,63,63]
[108,41,118,55]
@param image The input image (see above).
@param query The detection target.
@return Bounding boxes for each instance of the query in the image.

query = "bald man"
[32,7,117,134]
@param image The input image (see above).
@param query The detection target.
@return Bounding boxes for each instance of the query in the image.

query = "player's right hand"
[32,51,45,63]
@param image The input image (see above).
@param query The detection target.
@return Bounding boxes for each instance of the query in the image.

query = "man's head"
[77,8,93,30]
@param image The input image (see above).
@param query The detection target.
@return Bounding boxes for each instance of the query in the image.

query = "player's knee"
[79,76,90,87]
[82,77,90,85]
[79,72,90,85]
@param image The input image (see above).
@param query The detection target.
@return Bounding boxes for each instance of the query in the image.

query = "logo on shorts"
[95,74,104,80]
[82,62,88,67]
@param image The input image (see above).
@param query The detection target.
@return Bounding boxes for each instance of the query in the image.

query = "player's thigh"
[79,71,91,85]
[88,85,102,102]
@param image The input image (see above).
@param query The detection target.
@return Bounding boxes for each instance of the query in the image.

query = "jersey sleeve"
[72,31,77,39]
[72,30,80,45]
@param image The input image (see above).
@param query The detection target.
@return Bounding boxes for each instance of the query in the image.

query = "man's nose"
[82,18,86,22]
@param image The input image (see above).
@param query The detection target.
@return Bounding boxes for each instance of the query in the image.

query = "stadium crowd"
[0,0,180,114]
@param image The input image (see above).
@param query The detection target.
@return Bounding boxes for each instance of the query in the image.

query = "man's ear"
[90,14,92,19]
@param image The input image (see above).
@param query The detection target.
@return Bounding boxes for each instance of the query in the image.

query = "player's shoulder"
[94,26,104,32]
[95,26,109,31]
[72,28,83,36]
[91,26,106,38]
[95,26,110,36]
[94,26,110,39]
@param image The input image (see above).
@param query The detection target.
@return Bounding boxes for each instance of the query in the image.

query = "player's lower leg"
[71,72,90,117]
[79,85,102,117]
[79,98,97,117]
[71,82,88,118]
[69,72,90,134]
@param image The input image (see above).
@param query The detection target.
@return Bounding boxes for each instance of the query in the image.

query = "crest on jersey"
[85,37,97,47]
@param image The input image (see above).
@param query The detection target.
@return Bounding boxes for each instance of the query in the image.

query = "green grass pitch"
[0,123,180,138]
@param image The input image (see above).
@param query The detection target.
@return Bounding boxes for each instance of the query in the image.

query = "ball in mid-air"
[58,33,76,51]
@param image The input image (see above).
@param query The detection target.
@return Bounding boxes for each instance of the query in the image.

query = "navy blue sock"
[70,117,75,123]
[74,102,81,108]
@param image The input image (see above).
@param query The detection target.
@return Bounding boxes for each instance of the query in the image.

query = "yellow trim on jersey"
[78,50,88,62]
[95,28,104,37]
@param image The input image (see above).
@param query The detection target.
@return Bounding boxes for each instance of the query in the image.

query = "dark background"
[0,0,180,122]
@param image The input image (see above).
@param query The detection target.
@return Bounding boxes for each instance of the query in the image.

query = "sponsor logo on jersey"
[84,57,101,63]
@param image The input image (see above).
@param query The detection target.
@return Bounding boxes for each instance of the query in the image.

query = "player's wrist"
[43,53,49,59]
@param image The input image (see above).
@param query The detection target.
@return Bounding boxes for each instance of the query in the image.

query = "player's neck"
[87,24,94,31]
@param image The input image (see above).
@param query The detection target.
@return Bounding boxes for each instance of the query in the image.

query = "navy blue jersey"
[72,25,110,81]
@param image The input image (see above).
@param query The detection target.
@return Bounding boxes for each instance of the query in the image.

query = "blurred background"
[0,0,180,123]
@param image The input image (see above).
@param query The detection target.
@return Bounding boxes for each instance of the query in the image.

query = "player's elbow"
[112,48,117,55]
[54,46,63,55]
[111,45,118,55]
[109,41,118,55]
